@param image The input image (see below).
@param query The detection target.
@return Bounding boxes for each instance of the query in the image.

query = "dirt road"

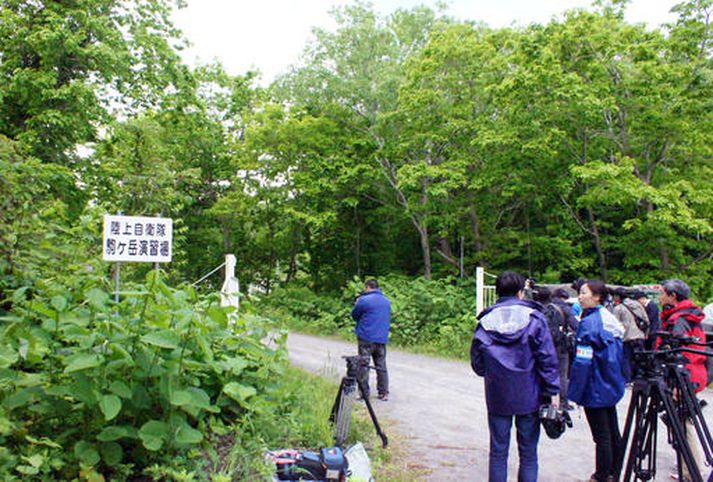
[286,332,713,481]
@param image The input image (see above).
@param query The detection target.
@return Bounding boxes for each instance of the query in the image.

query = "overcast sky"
[172,0,680,85]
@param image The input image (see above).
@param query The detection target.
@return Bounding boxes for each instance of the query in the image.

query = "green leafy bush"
[0,271,335,480]
[260,275,477,357]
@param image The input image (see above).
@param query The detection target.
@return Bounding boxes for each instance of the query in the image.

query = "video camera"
[342,355,371,379]
[631,331,712,378]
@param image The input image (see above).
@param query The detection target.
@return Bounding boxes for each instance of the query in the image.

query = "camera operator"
[657,278,707,480]
[351,279,391,401]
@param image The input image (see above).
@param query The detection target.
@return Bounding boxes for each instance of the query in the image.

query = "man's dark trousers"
[357,339,388,398]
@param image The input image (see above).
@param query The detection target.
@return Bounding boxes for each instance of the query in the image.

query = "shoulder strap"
[622,302,647,323]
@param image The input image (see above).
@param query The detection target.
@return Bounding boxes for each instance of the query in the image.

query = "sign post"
[103,214,173,307]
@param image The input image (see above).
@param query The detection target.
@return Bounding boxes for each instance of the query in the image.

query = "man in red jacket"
[657,279,707,391]
[657,278,707,480]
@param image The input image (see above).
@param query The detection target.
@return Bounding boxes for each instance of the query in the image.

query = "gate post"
[221,254,240,315]
[476,266,485,316]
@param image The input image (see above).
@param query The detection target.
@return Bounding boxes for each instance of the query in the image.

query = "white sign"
[102,215,173,263]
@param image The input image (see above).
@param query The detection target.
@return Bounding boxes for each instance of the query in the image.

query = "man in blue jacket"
[351,279,391,401]
[471,271,560,482]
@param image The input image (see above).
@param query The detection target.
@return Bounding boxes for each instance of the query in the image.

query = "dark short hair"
[496,271,526,297]
[612,287,628,300]
[571,277,587,292]
[553,288,570,300]
[364,279,379,290]
[632,290,647,300]
[661,279,690,302]
[532,286,551,303]
[582,279,608,304]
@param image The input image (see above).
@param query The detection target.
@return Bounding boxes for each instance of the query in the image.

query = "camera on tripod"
[342,355,371,379]
[622,331,713,482]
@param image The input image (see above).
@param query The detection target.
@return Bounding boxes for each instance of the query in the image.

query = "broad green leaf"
[96,425,129,442]
[99,395,122,421]
[12,286,29,303]
[64,353,102,373]
[100,442,123,466]
[170,390,192,406]
[86,288,109,310]
[51,295,68,312]
[0,416,14,435]
[174,422,203,444]
[22,453,44,468]
[0,345,18,368]
[28,300,56,318]
[223,382,256,402]
[74,440,100,466]
[16,465,39,475]
[141,330,181,349]
[139,420,168,451]
[5,387,34,409]
[220,356,248,375]
[206,306,227,324]
[71,374,97,406]
[186,387,212,410]
[108,381,132,399]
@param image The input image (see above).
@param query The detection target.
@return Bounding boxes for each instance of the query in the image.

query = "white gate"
[475,267,497,316]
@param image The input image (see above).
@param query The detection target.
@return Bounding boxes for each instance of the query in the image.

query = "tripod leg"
[358,380,389,448]
[623,385,655,481]
[672,369,713,467]
[332,377,357,447]
[659,380,703,482]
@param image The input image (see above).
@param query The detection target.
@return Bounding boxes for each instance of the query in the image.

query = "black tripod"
[621,335,713,482]
[329,355,388,448]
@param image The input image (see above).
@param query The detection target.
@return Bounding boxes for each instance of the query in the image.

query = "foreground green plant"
[0,271,295,480]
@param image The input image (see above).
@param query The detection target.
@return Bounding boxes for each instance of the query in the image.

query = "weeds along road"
[286,332,713,482]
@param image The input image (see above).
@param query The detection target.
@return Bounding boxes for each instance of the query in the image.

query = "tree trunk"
[417,223,432,279]
[645,200,670,271]
[221,221,231,254]
[285,223,300,283]
[354,206,362,277]
[436,236,460,271]
[466,192,485,256]
[587,208,608,281]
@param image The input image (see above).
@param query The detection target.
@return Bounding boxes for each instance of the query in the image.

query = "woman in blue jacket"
[568,279,626,482]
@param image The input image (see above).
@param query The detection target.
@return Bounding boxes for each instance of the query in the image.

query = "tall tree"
[277,2,447,278]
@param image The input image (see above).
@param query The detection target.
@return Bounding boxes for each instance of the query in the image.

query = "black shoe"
[377,393,389,402]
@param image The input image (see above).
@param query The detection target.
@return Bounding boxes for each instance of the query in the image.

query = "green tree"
[0,0,185,165]
[277,3,448,278]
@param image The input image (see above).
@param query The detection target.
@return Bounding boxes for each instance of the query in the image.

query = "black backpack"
[543,303,566,347]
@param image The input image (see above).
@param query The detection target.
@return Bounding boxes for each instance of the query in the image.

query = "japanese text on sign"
[103,215,172,263]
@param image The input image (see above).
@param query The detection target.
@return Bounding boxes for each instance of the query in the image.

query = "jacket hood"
[662,299,705,324]
[478,297,540,344]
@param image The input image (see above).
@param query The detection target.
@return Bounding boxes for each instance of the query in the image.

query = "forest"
[1,0,713,479]
[3,1,713,299]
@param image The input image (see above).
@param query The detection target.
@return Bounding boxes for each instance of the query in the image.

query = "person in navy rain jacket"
[351,279,391,401]
[471,271,560,482]
[568,279,626,482]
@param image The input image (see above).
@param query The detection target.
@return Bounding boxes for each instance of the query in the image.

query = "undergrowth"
[258,275,477,360]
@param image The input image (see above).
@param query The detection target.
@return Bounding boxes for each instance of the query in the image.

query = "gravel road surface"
[286,332,713,481]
